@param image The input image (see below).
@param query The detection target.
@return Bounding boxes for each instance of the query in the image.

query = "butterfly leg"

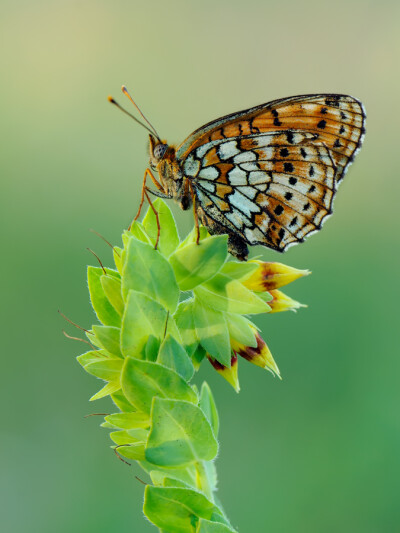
[143,188,161,250]
[134,168,166,223]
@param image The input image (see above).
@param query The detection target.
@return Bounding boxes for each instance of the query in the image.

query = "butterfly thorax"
[149,134,192,210]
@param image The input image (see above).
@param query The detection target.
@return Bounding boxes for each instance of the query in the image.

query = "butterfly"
[110,89,366,260]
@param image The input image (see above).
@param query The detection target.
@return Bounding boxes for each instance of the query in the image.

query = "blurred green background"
[1,0,399,531]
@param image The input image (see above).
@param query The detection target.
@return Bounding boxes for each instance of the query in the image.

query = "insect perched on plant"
[109,87,366,260]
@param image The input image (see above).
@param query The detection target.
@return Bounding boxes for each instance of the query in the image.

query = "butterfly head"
[149,134,169,169]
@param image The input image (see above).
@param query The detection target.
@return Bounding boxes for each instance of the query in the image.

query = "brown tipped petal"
[208,354,240,392]
[235,333,281,378]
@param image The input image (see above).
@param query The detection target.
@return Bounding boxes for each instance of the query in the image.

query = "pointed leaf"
[113,246,123,274]
[158,334,194,381]
[92,325,123,358]
[105,412,150,429]
[194,274,270,314]
[199,382,219,438]
[90,380,120,401]
[198,519,237,533]
[142,198,180,256]
[144,486,222,532]
[85,358,123,380]
[87,266,121,327]
[193,300,231,367]
[146,398,218,466]
[115,442,145,460]
[122,237,179,313]
[122,358,197,414]
[226,313,257,348]
[174,299,199,357]
[128,220,152,244]
[111,389,135,412]
[76,350,105,368]
[169,235,228,291]
[145,335,161,362]
[100,275,124,316]
[121,291,180,358]
[220,260,258,281]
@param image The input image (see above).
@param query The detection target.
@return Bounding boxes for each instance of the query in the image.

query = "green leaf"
[90,380,120,401]
[113,246,123,275]
[128,220,152,244]
[110,430,138,445]
[115,442,145,461]
[169,235,228,291]
[193,300,231,367]
[179,226,209,248]
[85,358,123,380]
[100,275,124,316]
[199,382,219,438]
[194,274,270,314]
[192,345,206,370]
[142,198,180,256]
[158,335,194,382]
[226,313,257,348]
[140,460,197,487]
[111,389,135,412]
[121,291,180,358]
[174,299,199,357]
[144,486,222,532]
[150,471,192,489]
[220,260,259,281]
[198,519,237,533]
[92,325,123,358]
[76,350,105,368]
[122,358,197,414]
[146,398,218,466]
[105,412,150,429]
[87,266,121,327]
[122,238,179,313]
[110,429,148,445]
[145,335,161,362]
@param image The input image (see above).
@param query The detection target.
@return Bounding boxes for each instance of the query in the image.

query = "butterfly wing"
[176,94,366,252]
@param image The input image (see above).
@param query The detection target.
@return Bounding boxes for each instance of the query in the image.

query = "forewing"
[177,94,365,252]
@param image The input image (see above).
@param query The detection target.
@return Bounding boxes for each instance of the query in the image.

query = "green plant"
[75,199,309,532]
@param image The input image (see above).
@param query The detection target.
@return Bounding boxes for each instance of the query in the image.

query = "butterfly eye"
[153,143,168,160]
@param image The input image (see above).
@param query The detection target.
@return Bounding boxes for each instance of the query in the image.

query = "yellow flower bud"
[268,290,306,313]
[242,261,310,291]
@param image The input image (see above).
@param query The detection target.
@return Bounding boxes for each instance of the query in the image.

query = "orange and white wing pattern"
[177,94,366,252]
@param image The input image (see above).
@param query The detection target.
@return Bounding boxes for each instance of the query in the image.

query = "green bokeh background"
[2,1,399,531]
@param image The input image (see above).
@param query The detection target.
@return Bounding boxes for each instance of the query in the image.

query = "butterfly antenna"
[121,85,161,142]
[107,95,159,139]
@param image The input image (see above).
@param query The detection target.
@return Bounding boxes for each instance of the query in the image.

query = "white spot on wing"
[198,166,219,181]
[240,162,259,172]
[219,141,240,160]
[238,186,257,199]
[229,190,260,218]
[227,167,247,186]
[233,151,256,163]
[200,180,216,194]
[183,155,200,177]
